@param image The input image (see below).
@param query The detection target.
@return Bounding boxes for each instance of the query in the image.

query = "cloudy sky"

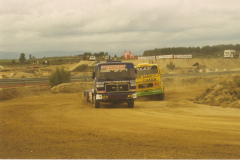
[1,0,240,57]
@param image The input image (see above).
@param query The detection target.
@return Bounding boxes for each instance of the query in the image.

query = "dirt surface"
[0,61,94,79]
[1,75,240,159]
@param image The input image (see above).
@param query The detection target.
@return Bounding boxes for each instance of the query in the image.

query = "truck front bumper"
[96,92,137,102]
[137,88,163,96]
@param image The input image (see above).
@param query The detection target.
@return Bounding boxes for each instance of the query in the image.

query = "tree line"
[80,51,117,58]
[17,53,36,64]
[143,44,240,56]
[81,51,108,57]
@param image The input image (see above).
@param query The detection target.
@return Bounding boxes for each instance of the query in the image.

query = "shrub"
[167,62,175,70]
[57,58,63,62]
[206,87,211,93]
[49,67,71,87]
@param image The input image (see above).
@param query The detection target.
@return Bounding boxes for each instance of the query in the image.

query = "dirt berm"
[195,74,240,108]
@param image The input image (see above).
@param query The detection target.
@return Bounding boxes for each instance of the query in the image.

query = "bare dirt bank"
[1,58,240,78]
[1,75,240,159]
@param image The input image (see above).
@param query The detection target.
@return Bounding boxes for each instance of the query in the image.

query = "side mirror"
[92,72,95,79]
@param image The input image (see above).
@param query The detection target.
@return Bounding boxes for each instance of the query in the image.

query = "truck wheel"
[159,93,165,100]
[93,95,100,108]
[128,101,134,108]
[85,93,89,102]
[159,87,165,100]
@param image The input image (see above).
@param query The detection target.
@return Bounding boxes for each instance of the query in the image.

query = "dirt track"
[1,77,240,159]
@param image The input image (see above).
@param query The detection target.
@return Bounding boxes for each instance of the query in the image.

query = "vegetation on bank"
[166,62,175,70]
[196,75,240,108]
[72,64,89,72]
[49,67,71,87]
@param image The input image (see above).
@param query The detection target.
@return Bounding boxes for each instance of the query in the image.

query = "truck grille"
[138,83,153,89]
[106,84,129,92]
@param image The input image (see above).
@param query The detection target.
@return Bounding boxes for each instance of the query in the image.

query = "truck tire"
[159,87,165,100]
[93,95,100,108]
[128,101,134,108]
[159,93,164,100]
[85,93,89,102]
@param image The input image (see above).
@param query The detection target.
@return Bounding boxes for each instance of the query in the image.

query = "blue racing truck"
[84,61,137,108]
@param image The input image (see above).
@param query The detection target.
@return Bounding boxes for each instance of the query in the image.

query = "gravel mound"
[0,86,50,101]
[51,82,93,93]
[196,75,240,108]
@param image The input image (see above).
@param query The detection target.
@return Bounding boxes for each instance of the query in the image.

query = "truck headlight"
[96,94,102,100]
[96,84,104,87]
[133,93,137,99]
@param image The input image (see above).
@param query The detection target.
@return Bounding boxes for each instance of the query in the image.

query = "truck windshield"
[136,66,158,76]
[98,64,134,80]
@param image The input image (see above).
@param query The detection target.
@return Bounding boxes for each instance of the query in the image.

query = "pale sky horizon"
[1,0,240,57]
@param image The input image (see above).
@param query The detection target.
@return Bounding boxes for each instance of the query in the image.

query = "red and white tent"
[129,51,134,59]
[124,51,128,59]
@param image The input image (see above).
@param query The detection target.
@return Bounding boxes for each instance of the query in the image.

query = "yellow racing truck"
[135,63,164,100]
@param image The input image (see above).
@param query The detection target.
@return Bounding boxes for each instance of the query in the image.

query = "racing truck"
[135,63,164,100]
[84,61,137,108]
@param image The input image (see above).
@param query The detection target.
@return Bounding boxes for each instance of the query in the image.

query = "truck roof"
[135,63,158,68]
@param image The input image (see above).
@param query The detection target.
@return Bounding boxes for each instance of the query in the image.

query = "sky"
[1,0,240,57]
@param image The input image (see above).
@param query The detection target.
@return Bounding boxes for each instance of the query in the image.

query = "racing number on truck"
[136,67,152,71]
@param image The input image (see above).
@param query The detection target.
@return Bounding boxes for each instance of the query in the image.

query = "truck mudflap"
[95,92,137,102]
[137,88,163,96]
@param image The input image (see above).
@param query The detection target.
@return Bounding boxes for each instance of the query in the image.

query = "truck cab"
[135,63,164,100]
[84,61,137,108]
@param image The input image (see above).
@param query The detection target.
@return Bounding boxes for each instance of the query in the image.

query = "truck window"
[97,64,135,80]
[136,66,158,76]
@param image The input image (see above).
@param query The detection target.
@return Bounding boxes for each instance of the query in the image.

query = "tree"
[32,56,36,64]
[19,53,26,63]
[12,60,16,64]
[29,54,32,60]
[83,52,92,56]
